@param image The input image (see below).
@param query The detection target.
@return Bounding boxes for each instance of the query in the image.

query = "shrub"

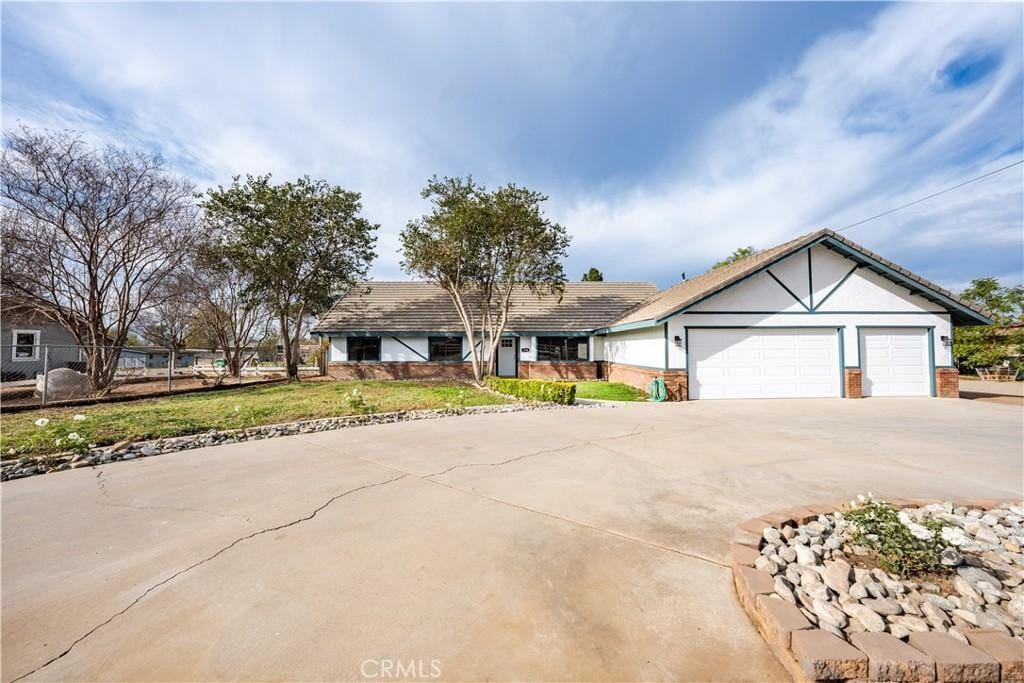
[484,377,576,405]
[844,498,949,576]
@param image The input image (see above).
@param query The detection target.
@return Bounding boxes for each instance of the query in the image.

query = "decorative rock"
[773,575,796,603]
[845,604,886,632]
[862,597,902,616]
[888,623,911,640]
[822,560,851,595]
[794,544,817,567]
[763,527,782,543]
[849,581,869,600]
[754,556,778,575]
[889,615,930,633]
[812,599,848,630]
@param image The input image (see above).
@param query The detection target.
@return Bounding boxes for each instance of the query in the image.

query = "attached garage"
[598,229,993,401]
[688,328,840,400]
[859,328,931,397]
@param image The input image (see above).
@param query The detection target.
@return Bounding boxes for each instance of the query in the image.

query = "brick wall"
[517,361,600,381]
[606,363,688,401]
[327,362,475,381]
[844,368,862,399]
[935,367,959,398]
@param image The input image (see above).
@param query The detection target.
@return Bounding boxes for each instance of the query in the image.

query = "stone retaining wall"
[731,499,1023,683]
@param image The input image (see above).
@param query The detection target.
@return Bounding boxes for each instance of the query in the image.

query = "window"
[500,338,514,349]
[11,330,40,361]
[428,336,462,362]
[536,336,589,361]
[347,336,380,361]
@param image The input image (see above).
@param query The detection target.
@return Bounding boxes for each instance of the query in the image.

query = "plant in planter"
[844,497,951,576]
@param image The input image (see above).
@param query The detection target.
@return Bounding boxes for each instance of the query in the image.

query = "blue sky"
[3,2,1022,291]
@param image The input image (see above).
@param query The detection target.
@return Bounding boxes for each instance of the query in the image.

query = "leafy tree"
[954,277,1024,372]
[401,175,570,382]
[201,175,377,380]
[0,127,199,394]
[581,267,604,282]
[713,246,756,269]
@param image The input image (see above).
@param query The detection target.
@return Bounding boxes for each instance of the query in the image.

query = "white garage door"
[860,328,930,397]
[689,328,840,399]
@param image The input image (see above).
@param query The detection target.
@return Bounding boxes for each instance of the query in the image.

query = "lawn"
[573,381,647,402]
[0,380,510,457]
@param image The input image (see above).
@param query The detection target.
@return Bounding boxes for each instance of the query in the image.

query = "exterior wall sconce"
[940,335,952,348]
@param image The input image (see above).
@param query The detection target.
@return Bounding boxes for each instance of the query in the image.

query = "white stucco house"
[312,229,991,400]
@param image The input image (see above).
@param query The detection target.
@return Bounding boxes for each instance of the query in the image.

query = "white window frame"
[11,329,41,362]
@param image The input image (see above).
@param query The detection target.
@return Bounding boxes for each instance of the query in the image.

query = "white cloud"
[4,2,1021,289]
[556,3,1023,285]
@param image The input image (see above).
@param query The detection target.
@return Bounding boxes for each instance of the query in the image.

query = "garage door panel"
[689,328,840,399]
[860,328,929,397]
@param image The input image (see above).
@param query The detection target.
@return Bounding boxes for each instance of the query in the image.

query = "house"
[1,304,86,382]
[312,229,992,400]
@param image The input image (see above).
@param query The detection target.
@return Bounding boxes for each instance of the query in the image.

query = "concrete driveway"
[3,398,1021,682]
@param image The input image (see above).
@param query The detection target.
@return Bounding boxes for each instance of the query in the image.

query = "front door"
[497,337,517,377]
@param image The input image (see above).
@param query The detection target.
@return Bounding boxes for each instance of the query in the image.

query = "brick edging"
[730,498,1023,683]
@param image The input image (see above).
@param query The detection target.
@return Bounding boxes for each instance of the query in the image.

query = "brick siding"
[517,361,601,381]
[327,362,475,381]
[935,367,959,398]
[844,368,862,399]
[606,363,688,401]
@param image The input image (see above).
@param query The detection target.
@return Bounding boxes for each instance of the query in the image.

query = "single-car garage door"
[689,328,840,399]
[859,328,930,397]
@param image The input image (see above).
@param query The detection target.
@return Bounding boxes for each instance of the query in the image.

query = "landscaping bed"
[732,497,1023,682]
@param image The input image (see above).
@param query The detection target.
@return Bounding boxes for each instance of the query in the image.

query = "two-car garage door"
[688,327,931,399]
[689,329,839,399]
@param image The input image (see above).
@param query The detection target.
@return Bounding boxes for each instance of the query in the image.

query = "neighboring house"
[117,346,198,370]
[1,307,86,382]
[312,229,992,400]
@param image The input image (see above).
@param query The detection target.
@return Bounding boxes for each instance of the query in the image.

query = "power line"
[835,159,1024,233]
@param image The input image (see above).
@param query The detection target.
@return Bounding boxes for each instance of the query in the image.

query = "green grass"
[0,380,510,458]
[573,381,647,402]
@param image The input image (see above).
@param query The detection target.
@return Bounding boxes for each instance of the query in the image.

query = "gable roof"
[606,228,992,328]
[312,281,659,334]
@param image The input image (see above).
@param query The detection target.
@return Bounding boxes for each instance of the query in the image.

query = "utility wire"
[835,159,1023,233]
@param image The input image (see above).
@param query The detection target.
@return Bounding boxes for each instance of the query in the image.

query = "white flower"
[234,405,241,413]
[72,414,86,421]
[34,418,50,428]
[7,448,14,455]
[67,432,82,441]
[54,438,62,446]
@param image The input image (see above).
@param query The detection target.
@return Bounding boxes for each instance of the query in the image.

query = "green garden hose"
[648,377,668,402]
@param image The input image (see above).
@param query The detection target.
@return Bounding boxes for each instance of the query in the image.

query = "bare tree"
[190,245,274,378]
[1,127,199,394]
[135,272,197,352]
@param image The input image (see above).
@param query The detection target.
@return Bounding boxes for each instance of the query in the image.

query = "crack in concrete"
[298,430,730,570]
[422,429,643,479]
[96,501,253,523]
[9,473,408,683]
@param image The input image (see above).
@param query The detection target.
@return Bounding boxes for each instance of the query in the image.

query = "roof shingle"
[312,281,659,333]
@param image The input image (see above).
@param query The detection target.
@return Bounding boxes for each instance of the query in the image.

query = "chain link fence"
[0,344,322,409]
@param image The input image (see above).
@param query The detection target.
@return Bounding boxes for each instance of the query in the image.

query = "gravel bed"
[1,402,585,481]
[757,499,1024,644]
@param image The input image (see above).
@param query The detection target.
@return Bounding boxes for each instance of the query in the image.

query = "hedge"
[484,377,576,405]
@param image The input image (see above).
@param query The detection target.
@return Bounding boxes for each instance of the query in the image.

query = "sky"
[3,1,1022,292]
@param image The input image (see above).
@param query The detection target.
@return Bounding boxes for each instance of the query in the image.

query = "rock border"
[731,499,1024,683]
[1,402,588,481]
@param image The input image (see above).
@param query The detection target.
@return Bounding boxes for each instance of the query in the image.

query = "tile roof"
[609,228,991,326]
[312,281,659,334]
